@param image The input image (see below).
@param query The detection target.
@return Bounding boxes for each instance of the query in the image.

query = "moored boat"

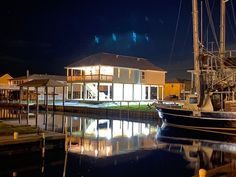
[156,0,236,132]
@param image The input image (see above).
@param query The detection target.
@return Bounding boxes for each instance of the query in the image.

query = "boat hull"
[156,106,236,133]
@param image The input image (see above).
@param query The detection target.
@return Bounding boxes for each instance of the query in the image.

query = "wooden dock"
[0,131,65,156]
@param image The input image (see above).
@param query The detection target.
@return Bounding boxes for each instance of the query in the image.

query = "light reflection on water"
[3,110,159,157]
[68,118,158,157]
[2,108,236,176]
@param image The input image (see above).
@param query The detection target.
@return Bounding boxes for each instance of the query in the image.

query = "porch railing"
[67,74,113,82]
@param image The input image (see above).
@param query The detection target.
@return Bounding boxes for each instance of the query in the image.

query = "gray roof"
[19,79,67,87]
[66,53,165,71]
[11,74,66,81]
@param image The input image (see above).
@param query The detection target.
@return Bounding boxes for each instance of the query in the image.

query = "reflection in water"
[2,108,236,176]
[156,124,236,176]
[68,117,158,157]
[0,149,65,177]
[1,109,159,157]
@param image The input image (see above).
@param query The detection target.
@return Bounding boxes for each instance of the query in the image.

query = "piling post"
[116,141,119,153]
[12,171,17,177]
[127,101,130,120]
[199,169,207,177]
[19,107,21,124]
[62,86,65,111]
[41,133,45,158]
[138,101,141,116]
[61,115,65,133]
[45,86,48,112]
[63,116,69,177]
[53,87,55,111]
[27,86,29,125]
[36,87,39,127]
[119,101,121,119]
[19,86,22,104]
[52,112,55,132]
[13,132,18,140]
[41,132,46,174]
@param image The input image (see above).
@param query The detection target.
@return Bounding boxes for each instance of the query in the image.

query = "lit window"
[141,72,145,79]
[118,68,120,78]
[100,66,114,75]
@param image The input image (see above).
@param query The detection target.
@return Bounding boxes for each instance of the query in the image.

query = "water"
[1,108,236,176]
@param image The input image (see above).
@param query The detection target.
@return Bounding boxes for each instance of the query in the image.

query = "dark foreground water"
[1,109,236,177]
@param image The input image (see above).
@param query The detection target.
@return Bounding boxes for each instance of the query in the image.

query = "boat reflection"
[157,123,236,151]
[156,124,236,176]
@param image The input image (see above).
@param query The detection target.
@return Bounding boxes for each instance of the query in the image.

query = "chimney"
[26,70,29,78]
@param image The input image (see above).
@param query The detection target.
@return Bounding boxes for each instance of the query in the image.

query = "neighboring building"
[11,73,66,86]
[164,78,191,100]
[0,73,14,100]
[11,73,67,101]
[65,53,166,101]
[0,74,13,86]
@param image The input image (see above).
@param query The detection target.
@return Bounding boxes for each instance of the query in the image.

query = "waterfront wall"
[0,102,159,122]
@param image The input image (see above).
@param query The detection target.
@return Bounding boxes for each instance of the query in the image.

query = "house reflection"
[68,117,158,157]
[0,108,159,157]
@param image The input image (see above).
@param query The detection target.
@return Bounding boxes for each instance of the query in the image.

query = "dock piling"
[199,168,207,177]
[42,133,45,158]
[13,132,18,140]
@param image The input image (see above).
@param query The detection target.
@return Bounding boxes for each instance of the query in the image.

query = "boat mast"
[219,0,226,68]
[192,0,201,101]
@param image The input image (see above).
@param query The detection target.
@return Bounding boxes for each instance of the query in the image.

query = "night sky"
[0,0,235,79]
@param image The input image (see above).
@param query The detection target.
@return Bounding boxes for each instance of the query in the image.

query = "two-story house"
[65,53,166,102]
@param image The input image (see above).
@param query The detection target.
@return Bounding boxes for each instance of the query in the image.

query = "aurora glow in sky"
[0,0,235,79]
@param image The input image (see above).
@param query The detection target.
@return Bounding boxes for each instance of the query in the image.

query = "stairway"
[86,84,107,100]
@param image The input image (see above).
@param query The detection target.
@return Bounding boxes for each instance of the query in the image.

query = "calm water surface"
[1,108,236,177]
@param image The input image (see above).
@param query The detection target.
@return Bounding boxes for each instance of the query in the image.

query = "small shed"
[19,79,67,112]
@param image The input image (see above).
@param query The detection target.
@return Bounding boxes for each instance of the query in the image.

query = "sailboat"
[155,0,236,133]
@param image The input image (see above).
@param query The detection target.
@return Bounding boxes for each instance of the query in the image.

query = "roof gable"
[0,74,13,80]
[19,79,67,87]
